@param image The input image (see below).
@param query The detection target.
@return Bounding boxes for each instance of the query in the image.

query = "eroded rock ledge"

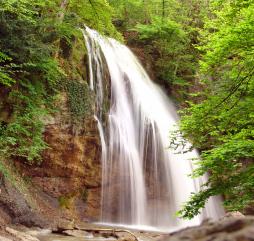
[1,215,254,241]
[160,215,254,241]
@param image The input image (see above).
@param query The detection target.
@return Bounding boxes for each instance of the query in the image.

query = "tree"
[177,0,254,218]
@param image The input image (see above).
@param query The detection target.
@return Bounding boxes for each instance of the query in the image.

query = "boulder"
[160,216,254,241]
[6,227,40,241]
[0,236,13,241]
[63,229,93,238]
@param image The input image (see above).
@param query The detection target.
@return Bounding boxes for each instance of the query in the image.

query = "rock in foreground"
[160,215,254,241]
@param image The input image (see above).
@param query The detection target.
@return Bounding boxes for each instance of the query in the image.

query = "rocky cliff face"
[16,110,102,222]
[0,37,103,227]
[26,37,103,223]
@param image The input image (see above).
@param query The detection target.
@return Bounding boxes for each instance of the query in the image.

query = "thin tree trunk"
[162,0,165,21]
[58,0,68,21]
[54,0,69,59]
[143,0,150,24]
[124,1,129,24]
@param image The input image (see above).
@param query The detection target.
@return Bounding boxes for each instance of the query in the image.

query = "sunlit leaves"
[178,0,254,218]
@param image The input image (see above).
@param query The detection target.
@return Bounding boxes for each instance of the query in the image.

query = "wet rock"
[13,213,49,228]
[223,211,245,218]
[0,179,49,228]
[63,229,93,238]
[160,216,254,241]
[116,232,136,241]
[25,228,52,236]
[0,236,13,241]
[6,227,40,241]
[56,219,75,231]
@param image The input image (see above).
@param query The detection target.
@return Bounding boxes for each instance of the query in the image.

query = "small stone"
[57,219,75,231]
[25,228,52,236]
[0,235,13,241]
[224,211,245,218]
[63,229,93,238]
[6,227,40,241]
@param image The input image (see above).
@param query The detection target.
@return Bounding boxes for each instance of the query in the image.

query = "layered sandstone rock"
[15,97,102,222]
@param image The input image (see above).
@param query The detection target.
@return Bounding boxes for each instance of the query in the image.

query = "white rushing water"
[83,27,223,232]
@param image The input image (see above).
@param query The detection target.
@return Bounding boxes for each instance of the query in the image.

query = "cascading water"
[83,27,223,231]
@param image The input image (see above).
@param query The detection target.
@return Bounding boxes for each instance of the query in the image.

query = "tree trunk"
[143,0,150,24]
[54,0,69,59]
[58,0,69,22]
[162,0,165,21]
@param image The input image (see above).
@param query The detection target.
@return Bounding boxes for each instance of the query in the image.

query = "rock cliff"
[0,36,103,228]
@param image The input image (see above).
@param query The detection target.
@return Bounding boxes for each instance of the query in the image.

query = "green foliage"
[0,52,16,86]
[109,0,149,28]
[64,80,94,120]
[0,0,62,164]
[58,195,75,209]
[136,17,193,87]
[0,159,15,184]
[0,80,51,163]
[81,187,89,202]
[136,18,185,41]
[177,0,254,218]
[68,0,122,40]
[0,0,120,167]
[109,0,205,99]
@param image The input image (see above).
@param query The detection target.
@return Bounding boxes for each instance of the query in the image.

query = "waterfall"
[83,27,223,231]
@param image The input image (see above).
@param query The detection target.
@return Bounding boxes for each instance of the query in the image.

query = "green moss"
[81,187,88,202]
[64,80,94,120]
[58,195,75,209]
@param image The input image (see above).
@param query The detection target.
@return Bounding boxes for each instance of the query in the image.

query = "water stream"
[83,27,224,231]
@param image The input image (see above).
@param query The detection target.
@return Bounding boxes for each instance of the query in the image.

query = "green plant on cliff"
[176,0,254,218]
[0,0,62,164]
[136,17,191,87]
[81,187,89,202]
[58,195,75,209]
[0,52,16,86]
[64,80,94,120]
[109,0,205,100]
[67,0,122,40]
[0,0,120,167]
